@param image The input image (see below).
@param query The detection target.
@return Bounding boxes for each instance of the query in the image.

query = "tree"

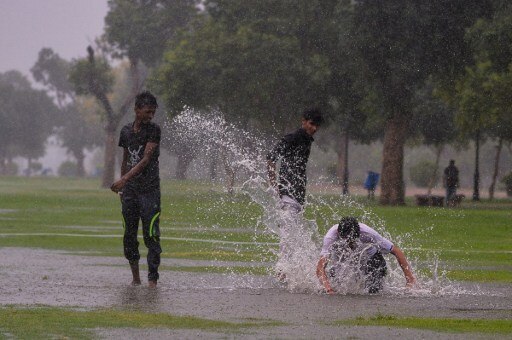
[32,48,102,177]
[0,71,57,174]
[411,80,457,196]
[155,1,336,182]
[349,0,491,205]
[68,0,199,186]
[464,3,512,199]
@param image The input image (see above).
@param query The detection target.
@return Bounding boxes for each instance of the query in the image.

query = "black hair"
[302,108,324,126]
[135,91,158,109]
[337,216,360,240]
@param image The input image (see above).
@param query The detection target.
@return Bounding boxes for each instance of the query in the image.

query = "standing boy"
[266,108,324,212]
[266,109,323,277]
[111,91,162,288]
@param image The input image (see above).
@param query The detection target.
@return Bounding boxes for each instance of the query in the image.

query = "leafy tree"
[0,71,57,174]
[69,0,199,186]
[411,80,457,195]
[31,48,102,177]
[464,3,512,199]
[349,0,491,205]
[155,1,340,181]
[104,0,199,67]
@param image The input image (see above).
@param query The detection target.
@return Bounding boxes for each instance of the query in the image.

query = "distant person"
[443,159,459,207]
[364,171,379,200]
[316,217,416,294]
[111,91,162,288]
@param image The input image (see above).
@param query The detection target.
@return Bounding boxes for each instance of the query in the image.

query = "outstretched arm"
[390,245,416,287]
[111,142,158,193]
[316,256,335,294]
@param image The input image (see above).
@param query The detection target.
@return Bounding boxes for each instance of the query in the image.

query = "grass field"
[0,176,511,282]
[0,176,511,338]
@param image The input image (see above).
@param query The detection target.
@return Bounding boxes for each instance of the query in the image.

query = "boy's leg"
[363,252,387,294]
[121,192,141,285]
[140,189,162,286]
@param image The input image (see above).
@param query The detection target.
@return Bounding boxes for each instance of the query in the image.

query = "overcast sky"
[0,0,108,79]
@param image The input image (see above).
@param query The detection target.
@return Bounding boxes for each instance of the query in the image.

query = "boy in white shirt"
[316,216,416,294]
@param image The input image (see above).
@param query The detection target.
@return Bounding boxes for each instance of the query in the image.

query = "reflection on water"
[117,286,162,311]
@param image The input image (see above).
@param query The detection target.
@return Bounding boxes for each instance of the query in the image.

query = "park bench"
[447,194,465,207]
[415,194,465,207]
[415,194,445,207]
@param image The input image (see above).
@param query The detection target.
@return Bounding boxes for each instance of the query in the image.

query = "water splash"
[164,108,484,297]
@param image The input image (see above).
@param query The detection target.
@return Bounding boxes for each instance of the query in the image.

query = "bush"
[409,160,439,188]
[58,161,78,177]
[501,172,512,197]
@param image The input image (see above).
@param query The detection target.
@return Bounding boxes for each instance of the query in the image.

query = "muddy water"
[1,247,511,339]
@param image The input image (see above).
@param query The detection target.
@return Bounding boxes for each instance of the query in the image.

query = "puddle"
[1,247,510,338]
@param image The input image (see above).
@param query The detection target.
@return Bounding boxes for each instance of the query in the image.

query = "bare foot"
[148,280,157,288]
[130,263,141,286]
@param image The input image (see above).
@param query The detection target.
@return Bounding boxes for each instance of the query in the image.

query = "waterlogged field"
[0,177,511,338]
[1,177,510,282]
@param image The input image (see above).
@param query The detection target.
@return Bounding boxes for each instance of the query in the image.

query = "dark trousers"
[362,252,387,293]
[446,186,457,206]
[121,189,162,281]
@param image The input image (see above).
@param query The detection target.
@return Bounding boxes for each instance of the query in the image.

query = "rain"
[0,1,511,339]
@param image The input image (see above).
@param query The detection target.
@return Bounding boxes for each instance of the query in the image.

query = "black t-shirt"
[444,165,459,188]
[266,128,314,205]
[118,122,161,193]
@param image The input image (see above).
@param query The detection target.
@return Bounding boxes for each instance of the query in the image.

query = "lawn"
[0,176,510,282]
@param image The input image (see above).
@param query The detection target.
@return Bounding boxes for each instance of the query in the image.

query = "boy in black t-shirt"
[111,91,162,288]
[266,108,324,209]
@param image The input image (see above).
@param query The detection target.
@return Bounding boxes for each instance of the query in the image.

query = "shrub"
[409,160,439,188]
[501,172,512,197]
[58,161,78,177]
[6,162,19,175]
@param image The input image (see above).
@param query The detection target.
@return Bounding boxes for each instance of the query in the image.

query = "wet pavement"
[1,247,511,339]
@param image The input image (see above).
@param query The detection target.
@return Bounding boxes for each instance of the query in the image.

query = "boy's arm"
[316,256,334,294]
[111,142,158,193]
[390,245,416,287]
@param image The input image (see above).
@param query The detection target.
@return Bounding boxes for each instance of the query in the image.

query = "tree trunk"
[222,150,235,195]
[176,150,193,180]
[472,130,480,201]
[0,157,4,175]
[379,115,409,205]
[427,144,443,196]
[336,130,349,195]
[102,125,117,188]
[86,47,144,188]
[73,148,86,178]
[209,149,218,181]
[488,137,503,201]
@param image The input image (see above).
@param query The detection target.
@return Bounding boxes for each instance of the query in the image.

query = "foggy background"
[0,0,107,174]
[1,0,511,200]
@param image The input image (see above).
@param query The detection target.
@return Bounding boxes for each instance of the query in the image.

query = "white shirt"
[320,223,393,257]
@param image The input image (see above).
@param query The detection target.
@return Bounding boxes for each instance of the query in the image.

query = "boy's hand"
[110,178,126,193]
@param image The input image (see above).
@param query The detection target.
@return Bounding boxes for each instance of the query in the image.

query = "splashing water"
[164,109,485,297]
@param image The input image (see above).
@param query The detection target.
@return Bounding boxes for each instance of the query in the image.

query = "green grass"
[336,314,512,334]
[0,306,281,339]
[0,177,511,282]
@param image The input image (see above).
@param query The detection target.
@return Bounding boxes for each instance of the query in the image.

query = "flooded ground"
[2,247,511,339]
